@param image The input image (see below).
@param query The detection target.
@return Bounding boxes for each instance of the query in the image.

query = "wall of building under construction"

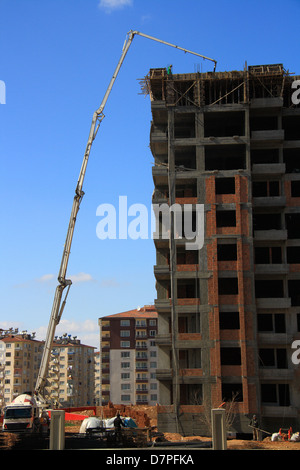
[147,64,300,436]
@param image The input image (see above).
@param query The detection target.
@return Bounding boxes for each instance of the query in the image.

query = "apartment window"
[121,351,130,358]
[150,330,156,337]
[120,330,130,337]
[261,383,290,406]
[217,242,237,261]
[121,373,130,379]
[120,320,130,326]
[259,348,287,368]
[220,347,241,365]
[257,313,286,333]
[121,383,130,390]
[215,177,235,194]
[216,210,236,227]
[219,311,240,329]
[121,395,131,401]
[121,362,130,369]
[222,383,243,402]
[218,277,238,295]
[121,341,130,348]
[149,320,157,326]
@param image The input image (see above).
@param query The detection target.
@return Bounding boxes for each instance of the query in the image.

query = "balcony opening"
[176,180,197,198]
[175,146,196,170]
[251,148,279,164]
[219,311,240,329]
[287,246,300,263]
[259,348,287,368]
[221,383,243,402]
[177,280,199,299]
[177,247,198,265]
[174,113,195,138]
[218,277,238,295]
[252,180,280,197]
[250,115,278,131]
[261,383,290,406]
[255,246,282,264]
[288,280,300,306]
[291,180,300,197]
[178,313,200,333]
[180,384,202,405]
[217,242,237,261]
[255,279,284,298]
[283,148,300,173]
[179,349,201,369]
[205,145,246,171]
[215,177,235,195]
[204,111,245,137]
[285,213,300,238]
[282,115,300,140]
[253,213,282,231]
[257,313,286,333]
[216,210,236,227]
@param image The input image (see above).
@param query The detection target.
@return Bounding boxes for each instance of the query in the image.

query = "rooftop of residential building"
[103,305,157,319]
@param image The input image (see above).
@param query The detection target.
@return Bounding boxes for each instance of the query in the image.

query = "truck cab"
[2,394,40,432]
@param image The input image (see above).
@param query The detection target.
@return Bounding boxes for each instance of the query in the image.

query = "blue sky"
[1,0,299,349]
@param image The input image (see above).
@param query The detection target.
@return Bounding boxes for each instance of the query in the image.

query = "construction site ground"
[64,405,300,450]
[1,404,300,450]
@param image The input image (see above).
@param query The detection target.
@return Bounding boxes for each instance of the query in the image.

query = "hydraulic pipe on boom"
[34,30,217,401]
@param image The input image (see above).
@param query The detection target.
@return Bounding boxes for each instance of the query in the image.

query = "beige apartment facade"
[0,331,95,409]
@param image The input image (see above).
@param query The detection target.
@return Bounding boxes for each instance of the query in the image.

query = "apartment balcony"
[154,299,171,312]
[258,333,293,345]
[256,297,291,309]
[156,369,172,380]
[136,365,148,372]
[155,333,172,346]
[259,368,294,380]
[252,196,286,207]
[255,264,289,275]
[262,405,297,418]
[254,229,288,241]
[250,97,283,109]
[251,129,284,143]
[154,265,170,280]
[136,398,148,404]
[252,163,286,176]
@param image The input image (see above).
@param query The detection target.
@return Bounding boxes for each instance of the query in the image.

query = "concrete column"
[50,410,65,450]
[211,408,227,450]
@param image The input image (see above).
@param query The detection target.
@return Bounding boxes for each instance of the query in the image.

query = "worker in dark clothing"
[250,414,259,441]
[114,412,124,444]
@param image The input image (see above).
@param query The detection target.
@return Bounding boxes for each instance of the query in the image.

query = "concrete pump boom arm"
[35,30,216,398]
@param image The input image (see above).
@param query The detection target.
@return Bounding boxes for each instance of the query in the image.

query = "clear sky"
[1,0,299,349]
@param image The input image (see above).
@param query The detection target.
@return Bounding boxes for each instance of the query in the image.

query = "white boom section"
[35,30,216,399]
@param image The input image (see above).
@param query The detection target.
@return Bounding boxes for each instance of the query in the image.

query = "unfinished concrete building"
[143,63,300,435]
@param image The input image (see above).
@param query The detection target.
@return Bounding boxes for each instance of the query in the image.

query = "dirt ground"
[65,407,300,450]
